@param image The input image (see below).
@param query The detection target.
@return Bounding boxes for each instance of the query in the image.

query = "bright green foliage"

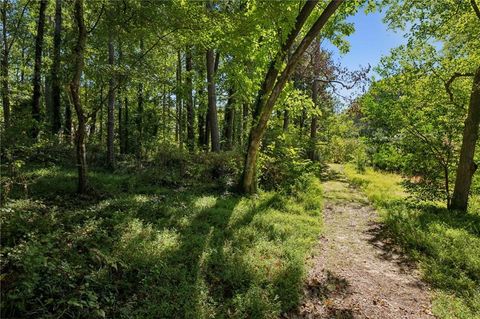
[343,164,480,319]
[358,0,480,205]
[1,163,323,318]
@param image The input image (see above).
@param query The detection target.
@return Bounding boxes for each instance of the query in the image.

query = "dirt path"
[285,169,435,319]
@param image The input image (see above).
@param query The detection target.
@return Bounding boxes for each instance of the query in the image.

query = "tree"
[185,47,195,152]
[206,48,220,152]
[241,0,345,193]
[70,0,88,193]
[31,0,47,138]
[107,35,116,170]
[382,0,480,210]
[451,67,480,211]
[51,0,62,134]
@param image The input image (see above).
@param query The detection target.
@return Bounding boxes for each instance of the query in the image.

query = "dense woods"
[1,0,479,318]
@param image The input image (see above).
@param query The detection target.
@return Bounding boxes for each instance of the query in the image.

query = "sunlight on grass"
[194,195,218,209]
[1,167,324,318]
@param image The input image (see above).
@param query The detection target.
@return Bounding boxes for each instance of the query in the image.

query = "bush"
[259,132,313,190]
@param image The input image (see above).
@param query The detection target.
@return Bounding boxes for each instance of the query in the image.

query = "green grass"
[1,165,323,318]
[341,164,480,319]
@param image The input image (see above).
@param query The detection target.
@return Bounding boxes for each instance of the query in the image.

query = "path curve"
[285,169,435,319]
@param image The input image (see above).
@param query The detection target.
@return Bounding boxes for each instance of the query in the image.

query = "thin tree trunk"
[90,107,97,137]
[311,79,319,140]
[309,76,319,160]
[70,0,87,194]
[136,39,144,158]
[51,0,62,133]
[99,85,103,142]
[118,89,123,154]
[241,0,344,193]
[1,1,10,130]
[106,35,115,170]
[186,47,195,152]
[451,66,480,211]
[223,88,235,150]
[64,96,72,142]
[176,50,183,148]
[124,96,129,153]
[206,49,220,152]
[31,0,48,138]
[198,89,206,148]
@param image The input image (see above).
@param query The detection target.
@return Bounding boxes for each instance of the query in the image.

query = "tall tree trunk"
[51,0,62,133]
[99,85,104,142]
[223,88,235,150]
[176,50,183,148]
[31,0,47,138]
[241,0,344,193]
[205,108,210,149]
[309,74,319,160]
[118,89,124,154]
[1,1,10,130]
[198,89,206,148]
[310,80,319,140]
[451,66,480,211]
[106,35,115,170]
[64,96,72,142]
[70,0,87,194]
[136,40,144,159]
[186,47,195,152]
[206,49,220,152]
[124,96,129,154]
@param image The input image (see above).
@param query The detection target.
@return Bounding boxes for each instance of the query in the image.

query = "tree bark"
[118,89,124,154]
[106,35,115,170]
[31,0,48,138]
[176,50,183,148]
[1,1,10,129]
[64,96,72,142]
[136,39,144,158]
[51,0,62,133]
[206,49,220,152]
[186,47,195,151]
[70,0,87,194]
[241,0,344,193]
[223,88,235,150]
[198,88,206,148]
[124,96,129,153]
[451,66,480,211]
[99,85,104,142]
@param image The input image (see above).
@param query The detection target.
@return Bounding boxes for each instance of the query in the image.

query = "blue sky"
[321,8,407,102]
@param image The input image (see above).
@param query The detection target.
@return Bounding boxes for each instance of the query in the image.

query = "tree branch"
[6,0,32,53]
[444,72,474,103]
[471,0,480,20]
[87,2,105,34]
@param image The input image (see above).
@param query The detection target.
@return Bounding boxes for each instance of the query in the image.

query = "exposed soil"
[284,171,435,319]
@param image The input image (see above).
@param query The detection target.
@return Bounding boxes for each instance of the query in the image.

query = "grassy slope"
[1,166,323,318]
[340,164,480,319]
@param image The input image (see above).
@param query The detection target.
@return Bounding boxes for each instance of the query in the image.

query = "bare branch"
[87,2,105,34]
